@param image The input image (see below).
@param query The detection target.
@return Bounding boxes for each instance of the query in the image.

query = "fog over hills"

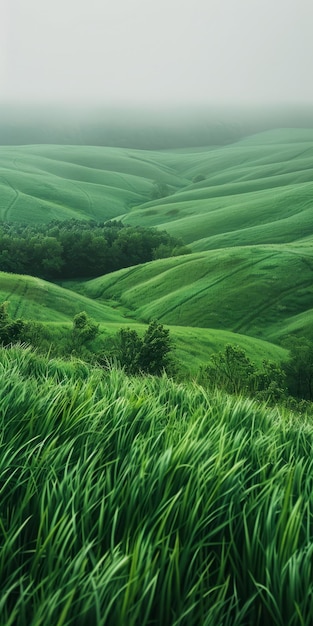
[1,104,313,149]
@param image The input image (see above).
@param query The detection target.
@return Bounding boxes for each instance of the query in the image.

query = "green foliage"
[203,343,256,395]
[114,327,143,374]
[253,359,287,402]
[282,336,313,400]
[1,345,313,624]
[0,301,25,345]
[139,319,172,375]
[72,311,99,349]
[151,181,171,200]
[192,173,206,183]
[114,320,173,375]
[0,301,48,350]
[200,344,287,402]
[0,220,189,279]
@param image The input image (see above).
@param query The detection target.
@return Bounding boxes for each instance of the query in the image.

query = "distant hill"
[1,129,313,249]
[121,129,313,249]
[0,145,188,223]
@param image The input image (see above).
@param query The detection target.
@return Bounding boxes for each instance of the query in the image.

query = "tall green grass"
[1,345,313,625]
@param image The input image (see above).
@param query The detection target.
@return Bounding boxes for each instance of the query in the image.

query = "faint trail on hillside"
[234,252,313,333]
[234,276,313,334]
[13,281,28,319]
[7,278,23,318]
[73,181,96,219]
[111,171,148,198]
[0,174,20,221]
[13,157,37,174]
[280,246,313,270]
[154,251,279,321]
[13,156,98,219]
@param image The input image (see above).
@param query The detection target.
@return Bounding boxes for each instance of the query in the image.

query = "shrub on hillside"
[199,343,287,402]
[110,320,174,375]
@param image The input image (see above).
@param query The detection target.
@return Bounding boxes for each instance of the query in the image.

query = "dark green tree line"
[0,219,190,280]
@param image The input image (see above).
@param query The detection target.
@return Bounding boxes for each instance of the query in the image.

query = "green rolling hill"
[0,271,128,323]
[1,129,313,251]
[0,145,188,223]
[0,270,288,371]
[120,130,313,249]
[73,241,313,341]
[1,127,313,367]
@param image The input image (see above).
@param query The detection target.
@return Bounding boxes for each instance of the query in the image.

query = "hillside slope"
[0,271,128,323]
[1,128,313,352]
[2,130,313,249]
[76,242,313,341]
[0,270,287,369]
[121,129,313,249]
[0,145,189,223]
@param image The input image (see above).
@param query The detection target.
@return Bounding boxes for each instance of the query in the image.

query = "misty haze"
[2,0,313,108]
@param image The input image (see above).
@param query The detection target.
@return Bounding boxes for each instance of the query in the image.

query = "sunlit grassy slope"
[76,241,313,341]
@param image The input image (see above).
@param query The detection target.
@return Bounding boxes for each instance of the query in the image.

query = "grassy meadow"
[0,128,313,358]
[121,129,313,249]
[1,129,313,247]
[0,145,187,224]
[1,345,313,625]
[0,270,288,371]
[1,124,313,623]
[72,241,313,341]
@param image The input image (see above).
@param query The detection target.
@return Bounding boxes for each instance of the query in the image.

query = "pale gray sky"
[2,0,313,106]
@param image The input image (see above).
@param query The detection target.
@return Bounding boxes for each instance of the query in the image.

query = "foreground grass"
[1,345,313,625]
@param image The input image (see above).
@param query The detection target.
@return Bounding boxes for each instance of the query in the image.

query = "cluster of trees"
[199,341,313,410]
[199,344,287,403]
[0,219,190,280]
[0,302,174,377]
[112,321,173,375]
[0,301,25,345]
[71,313,173,375]
[0,301,44,347]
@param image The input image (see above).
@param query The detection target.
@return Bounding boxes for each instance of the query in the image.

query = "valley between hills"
[1,127,313,370]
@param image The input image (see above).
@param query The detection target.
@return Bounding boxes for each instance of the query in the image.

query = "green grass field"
[0,145,188,223]
[2,126,313,625]
[1,345,313,625]
[0,271,287,371]
[0,272,128,323]
[1,127,313,359]
[121,130,313,249]
[73,241,313,341]
[2,129,313,248]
